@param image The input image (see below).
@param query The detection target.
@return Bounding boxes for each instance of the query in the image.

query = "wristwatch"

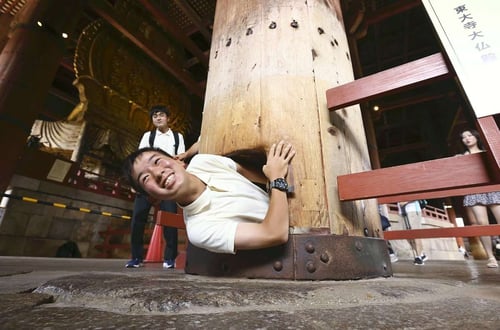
[269,178,288,192]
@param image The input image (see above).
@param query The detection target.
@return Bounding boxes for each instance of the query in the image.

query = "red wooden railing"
[386,203,449,222]
[66,168,133,201]
[16,148,134,202]
[326,52,499,241]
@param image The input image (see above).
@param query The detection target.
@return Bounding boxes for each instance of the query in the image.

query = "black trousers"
[130,193,178,261]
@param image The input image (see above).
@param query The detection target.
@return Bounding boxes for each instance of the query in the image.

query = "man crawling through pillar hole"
[123,140,295,254]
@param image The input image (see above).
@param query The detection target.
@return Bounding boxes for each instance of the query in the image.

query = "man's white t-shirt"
[181,154,269,254]
[138,128,185,156]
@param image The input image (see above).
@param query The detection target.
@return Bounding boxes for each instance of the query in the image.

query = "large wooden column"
[201,0,378,236]
[0,0,82,195]
[187,0,390,280]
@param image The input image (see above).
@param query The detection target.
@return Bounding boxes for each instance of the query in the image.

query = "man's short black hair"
[149,105,170,118]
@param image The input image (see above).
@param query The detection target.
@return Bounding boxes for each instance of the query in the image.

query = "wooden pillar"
[444,199,465,249]
[200,0,378,235]
[0,0,83,195]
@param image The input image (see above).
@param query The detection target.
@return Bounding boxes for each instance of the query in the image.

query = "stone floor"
[0,256,499,329]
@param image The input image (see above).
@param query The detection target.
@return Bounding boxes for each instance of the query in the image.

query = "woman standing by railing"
[459,129,500,268]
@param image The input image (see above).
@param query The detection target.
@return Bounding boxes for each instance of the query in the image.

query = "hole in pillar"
[346,52,350,61]
[317,27,324,34]
[311,49,317,60]
[226,38,232,47]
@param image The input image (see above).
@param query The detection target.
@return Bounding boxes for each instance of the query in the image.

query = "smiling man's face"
[132,150,185,200]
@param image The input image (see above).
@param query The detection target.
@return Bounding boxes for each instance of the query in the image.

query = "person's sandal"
[487,257,498,268]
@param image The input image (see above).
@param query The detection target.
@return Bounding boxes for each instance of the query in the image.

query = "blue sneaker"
[163,259,175,269]
[125,258,143,268]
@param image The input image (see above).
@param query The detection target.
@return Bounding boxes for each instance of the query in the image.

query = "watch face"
[271,178,288,191]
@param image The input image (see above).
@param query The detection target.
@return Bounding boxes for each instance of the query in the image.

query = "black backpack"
[149,129,179,155]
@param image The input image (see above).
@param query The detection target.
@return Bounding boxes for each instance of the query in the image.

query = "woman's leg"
[469,205,497,267]
[489,204,500,224]
[490,205,500,257]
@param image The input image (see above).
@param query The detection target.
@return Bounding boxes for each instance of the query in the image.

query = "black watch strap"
[269,178,288,192]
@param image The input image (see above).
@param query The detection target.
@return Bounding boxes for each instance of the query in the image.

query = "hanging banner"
[422,0,500,118]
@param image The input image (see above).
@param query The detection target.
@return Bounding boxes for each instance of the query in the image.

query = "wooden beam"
[172,0,212,42]
[156,210,185,229]
[48,87,78,106]
[337,152,494,201]
[378,142,428,158]
[138,0,209,68]
[326,53,450,111]
[383,224,500,240]
[477,116,500,181]
[364,0,421,26]
[377,184,500,204]
[88,0,205,98]
[375,91,451,112]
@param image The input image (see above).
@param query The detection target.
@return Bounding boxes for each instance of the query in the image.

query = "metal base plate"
[185,234,393,280]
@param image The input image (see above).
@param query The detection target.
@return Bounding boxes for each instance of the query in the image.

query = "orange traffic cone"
[145,224,164,263]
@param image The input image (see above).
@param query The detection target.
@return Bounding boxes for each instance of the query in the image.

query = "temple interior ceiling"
[0,0,493,172]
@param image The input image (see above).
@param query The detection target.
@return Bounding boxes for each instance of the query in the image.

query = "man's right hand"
[263,140,296,181]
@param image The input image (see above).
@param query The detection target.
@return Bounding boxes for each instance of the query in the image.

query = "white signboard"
[47,159,72,183]
[423,0,500,118]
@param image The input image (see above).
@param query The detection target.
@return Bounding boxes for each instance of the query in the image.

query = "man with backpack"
[125,105,185,269]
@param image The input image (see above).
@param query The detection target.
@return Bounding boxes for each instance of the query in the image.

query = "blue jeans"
[130,193,178,260]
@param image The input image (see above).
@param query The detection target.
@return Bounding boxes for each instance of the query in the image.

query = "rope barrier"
[1,193,131,220]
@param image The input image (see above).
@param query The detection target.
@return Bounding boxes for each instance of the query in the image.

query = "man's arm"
[233,141,295,250]
[176,140,199,161]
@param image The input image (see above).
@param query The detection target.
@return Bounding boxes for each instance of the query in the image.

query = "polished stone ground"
[0,256,499,329]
